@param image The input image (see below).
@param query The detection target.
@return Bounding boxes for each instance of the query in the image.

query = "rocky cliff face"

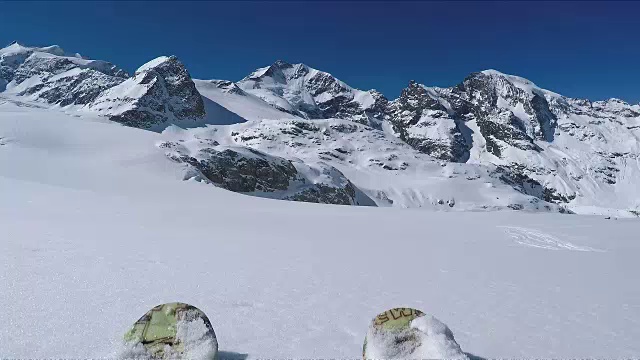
[0,43,205,129]
[92,56,205,128]
[0,42,127,105]
[386,71,563,161]
[386,81,468,162]
[158,137,365,206]
[387,70,640,208]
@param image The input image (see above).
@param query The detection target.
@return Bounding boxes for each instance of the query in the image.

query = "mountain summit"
[237,60,389,126]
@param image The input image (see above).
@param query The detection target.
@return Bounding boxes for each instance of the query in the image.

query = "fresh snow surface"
[1,97,640,359]
[1,43,66,57]
[193,79,300,122]
[135,56,171,74]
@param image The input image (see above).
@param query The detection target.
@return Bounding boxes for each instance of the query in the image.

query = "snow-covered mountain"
[221,64,640,214]
[236,60,389,127]
[91,56,205,129]
[385,70,640,214]
[0,43,205,129]
[0,42,127,105]
[1,42,639,215]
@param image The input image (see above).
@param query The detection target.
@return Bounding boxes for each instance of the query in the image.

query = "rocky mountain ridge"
[237,60,389,127]
[1,42,638,214]
[0,43,204,129]
[386,70,640,208]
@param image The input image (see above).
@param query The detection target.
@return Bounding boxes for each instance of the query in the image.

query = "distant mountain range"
[2,41,639,215]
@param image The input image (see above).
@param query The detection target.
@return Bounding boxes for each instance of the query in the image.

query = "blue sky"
[1,1,638,103]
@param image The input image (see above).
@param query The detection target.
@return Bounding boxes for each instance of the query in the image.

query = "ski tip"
[122,302,218,360]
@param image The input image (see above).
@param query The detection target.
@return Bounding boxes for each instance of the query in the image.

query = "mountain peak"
[606,98,629,105]
[272,59,293,68]
[463,69,551,97]
[245,60,296,81]
[408,80,422,88]
[0,42,68,57]
[36,45,65,56]
[480,69,508,77]
[94,54,204,128]
[0,41,29,54]
[477,69,536,86]
[135,55,175,74]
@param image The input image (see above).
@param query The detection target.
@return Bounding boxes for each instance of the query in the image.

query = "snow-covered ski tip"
[364,308,467,360]
[119,302,218,360]
[119,304,466,360]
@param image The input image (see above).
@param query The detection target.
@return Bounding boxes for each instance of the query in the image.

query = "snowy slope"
[164,119,565,212]
[194,79,300,122]
[160,125,373,206]
[1,99,639,358]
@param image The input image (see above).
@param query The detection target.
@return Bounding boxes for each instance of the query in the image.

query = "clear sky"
[1,1,638,103]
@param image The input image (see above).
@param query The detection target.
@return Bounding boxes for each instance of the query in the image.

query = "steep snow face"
[389,70,640,214]
[237,60,389,126]
[193,79,300,122]
[91,56,205,129]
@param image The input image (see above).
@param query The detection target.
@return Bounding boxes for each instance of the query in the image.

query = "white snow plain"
[1,99,640,359]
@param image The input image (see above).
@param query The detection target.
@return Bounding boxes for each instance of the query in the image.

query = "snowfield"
[1,99,640,358]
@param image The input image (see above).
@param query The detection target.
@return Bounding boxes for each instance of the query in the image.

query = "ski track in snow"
[498,226,604,252]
